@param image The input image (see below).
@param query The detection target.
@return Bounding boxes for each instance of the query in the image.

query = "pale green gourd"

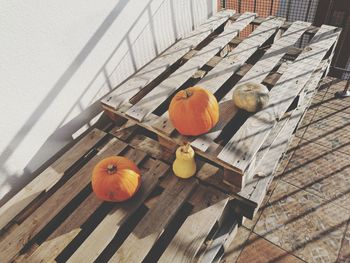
[232,82,269,112]
[173,144,196,179]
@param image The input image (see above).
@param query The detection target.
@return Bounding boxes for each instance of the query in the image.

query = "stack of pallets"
[101,10,340,216]
[0,9,341,262]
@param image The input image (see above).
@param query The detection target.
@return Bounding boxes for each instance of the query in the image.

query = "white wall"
[0,0,217,203]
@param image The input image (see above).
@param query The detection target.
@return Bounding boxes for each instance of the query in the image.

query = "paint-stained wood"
[0,129,106,231]
[101,10,235,110]
[109,176,198,263]
[0,138,128,262]
[128,134,175,163]
[218,25,340,176]
[126,12,255,122]
[158,185,229,263]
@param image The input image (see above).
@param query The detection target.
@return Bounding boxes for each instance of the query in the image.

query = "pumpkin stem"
[182,142,191,153]
[107,164,117,174]
[184,89,192,98]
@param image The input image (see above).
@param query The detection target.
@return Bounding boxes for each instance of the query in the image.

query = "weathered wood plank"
[154,16,285,137]
[66,159,169,263]
[0,138,128,262]
[101,10,235,110]
[240,61,329,216]
[158,185,228,263]
[25,148,147,262]
[129,134,175,163]
[0,129,106,231]
[108,176,198,263]
[125,12,256,122]
[238,20,312,86]
[218,25,340,176]
[109,121,139,141]
[192,20,309,153]
[199,212,240,263]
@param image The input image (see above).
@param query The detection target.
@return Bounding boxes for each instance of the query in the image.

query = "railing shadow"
[0,0,216,205]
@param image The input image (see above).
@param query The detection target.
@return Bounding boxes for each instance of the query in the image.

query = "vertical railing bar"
[269,0,275,16]
[286,0,292,21]
[325,0,336,24]
[304,0,313,22]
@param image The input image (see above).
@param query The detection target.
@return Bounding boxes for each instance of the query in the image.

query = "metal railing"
[220,0,350,79]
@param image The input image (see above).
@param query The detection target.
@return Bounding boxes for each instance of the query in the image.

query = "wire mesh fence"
[219,0,350,79]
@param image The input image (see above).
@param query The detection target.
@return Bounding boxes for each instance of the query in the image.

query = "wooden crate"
[101,9,341,190]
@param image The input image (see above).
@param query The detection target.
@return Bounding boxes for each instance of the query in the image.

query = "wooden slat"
[101,10,235,110]
[0,128,106,231]
[108,176,198,263]
[244,113,290,182]
[158,185,229,263]
[251,17,319,34]
[192,20,309,153]
[238,21,312,86]
[154,16,285,137]
[218,25,340,176]
[238,61,329,219]
[199,213,240,263]
[128,134,175,163]
[0,138,128,262]
[125,12,256,122]
[25,148,147,262]
[66,159,169,263]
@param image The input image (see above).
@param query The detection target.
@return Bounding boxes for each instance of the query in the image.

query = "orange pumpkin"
[169,87,219,136]
[91,156,141,202]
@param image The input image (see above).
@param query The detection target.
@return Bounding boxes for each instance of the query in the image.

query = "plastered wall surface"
[0,0,216,203]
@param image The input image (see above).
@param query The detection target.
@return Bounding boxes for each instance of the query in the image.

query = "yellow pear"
[173,143,196,179]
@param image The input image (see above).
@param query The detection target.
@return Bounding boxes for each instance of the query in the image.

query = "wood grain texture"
[218,25,340,175]
[126,12,255,122]
[191,20,312,153]
[156,16,285,139]
[199,213,240,263]
[152,12,258,135]
[238,61,328,219]
[158,185,229,263]
[238,21,311,87]
[109,176,198,263]
[101,10,235,110]
[67,158,169,263]
[0,129,106,231]
[25,148,147,263]
[0,138,127,262]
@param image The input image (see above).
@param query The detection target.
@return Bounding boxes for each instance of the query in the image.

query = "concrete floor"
[221,77,350,263]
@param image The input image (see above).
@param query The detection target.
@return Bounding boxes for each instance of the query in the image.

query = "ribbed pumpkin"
[169,87,219,136]
[91,156,141,202]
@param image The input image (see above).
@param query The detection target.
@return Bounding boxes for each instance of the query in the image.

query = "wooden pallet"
[0,10,343,263]
[0,65,336,263]
[0,126,244,263]
[102,10,341,190]
[0,63,332,262]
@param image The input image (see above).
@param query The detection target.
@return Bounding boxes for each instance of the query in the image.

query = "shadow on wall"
[0,0,216,206]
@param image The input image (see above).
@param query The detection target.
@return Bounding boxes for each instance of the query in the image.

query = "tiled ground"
[222,77,350,263]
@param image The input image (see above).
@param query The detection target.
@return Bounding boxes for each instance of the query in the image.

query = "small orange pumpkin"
[169,87,219,136]
[91,156,141,202]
